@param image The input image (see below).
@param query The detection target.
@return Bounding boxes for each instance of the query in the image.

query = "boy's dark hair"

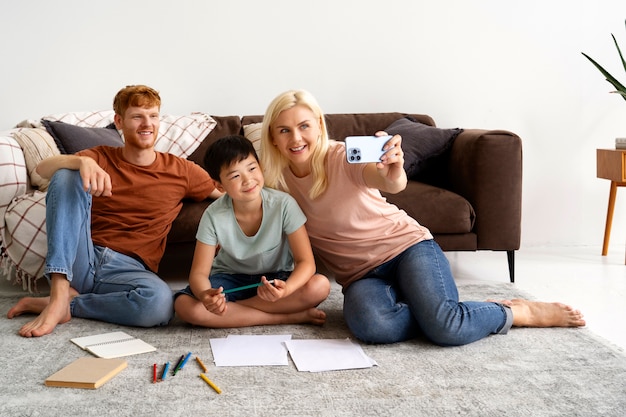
[204,135,260,181]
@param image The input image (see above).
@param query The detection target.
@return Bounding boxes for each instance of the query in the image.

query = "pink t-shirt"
[283,141,433,288]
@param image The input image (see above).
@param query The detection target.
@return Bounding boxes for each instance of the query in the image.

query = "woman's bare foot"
[502,298,586,328]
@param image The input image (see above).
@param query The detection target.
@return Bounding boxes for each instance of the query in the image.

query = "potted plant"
[581,20,626,101]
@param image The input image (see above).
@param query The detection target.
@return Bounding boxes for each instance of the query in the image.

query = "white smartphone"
[345,135,393,164]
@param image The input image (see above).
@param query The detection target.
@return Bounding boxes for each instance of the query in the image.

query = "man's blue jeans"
[44,169,173,327]
[343,240,512,346]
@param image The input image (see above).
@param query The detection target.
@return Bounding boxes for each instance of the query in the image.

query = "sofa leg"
[507,250,515,283]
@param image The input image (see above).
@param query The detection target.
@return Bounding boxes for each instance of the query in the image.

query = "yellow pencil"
[195,356,208,373]
[199,373,222,394]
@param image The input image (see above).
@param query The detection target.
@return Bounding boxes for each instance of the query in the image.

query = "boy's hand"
[257,276,286,302]
[200,287,227,315]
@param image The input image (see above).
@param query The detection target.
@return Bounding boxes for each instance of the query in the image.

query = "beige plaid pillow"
[11,128,61,190]
[243,122,263,157]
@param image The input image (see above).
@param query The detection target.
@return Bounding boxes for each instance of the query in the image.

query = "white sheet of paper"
[209,334,291,366]
[284,338,377,372]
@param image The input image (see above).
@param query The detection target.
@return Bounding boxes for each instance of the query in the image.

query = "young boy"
[174,135,330,327]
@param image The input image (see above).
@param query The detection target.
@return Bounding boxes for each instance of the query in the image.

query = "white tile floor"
[2,245,624,350]
[449,244,626,351]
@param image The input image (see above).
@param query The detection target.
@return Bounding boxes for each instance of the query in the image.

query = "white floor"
[2,245,625,350]
[449,244,626,351]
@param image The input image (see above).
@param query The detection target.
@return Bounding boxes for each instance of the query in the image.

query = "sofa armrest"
[447,129,522,250]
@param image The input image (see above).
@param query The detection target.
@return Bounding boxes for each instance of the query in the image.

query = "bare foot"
[7,296,51,318]
[505,298,586,328]
[17,300,72,337]
[293,308,327,325]
[8,285,78,337]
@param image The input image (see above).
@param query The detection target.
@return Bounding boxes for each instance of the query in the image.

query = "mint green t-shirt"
[196,187,306,275]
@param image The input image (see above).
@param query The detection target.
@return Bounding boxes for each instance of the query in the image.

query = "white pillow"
[153,112,217,158]
[243,122,263,157]
[0,135,28,229]
[43,110,217,159]
[42,110,116,128]
[1,191,47,291]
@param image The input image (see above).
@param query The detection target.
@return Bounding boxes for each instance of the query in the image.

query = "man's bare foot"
[8,285,78,337]
[7,296,51,318]
[501,298,586,328]
[17,301,72,337]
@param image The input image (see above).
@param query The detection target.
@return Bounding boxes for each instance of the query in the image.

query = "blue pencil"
[161,362,170,381]
[174,352,192,375]
[222,280,275,294]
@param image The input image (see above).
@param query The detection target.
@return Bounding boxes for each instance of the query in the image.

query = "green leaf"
[612,33,626,74]
[581,52,626,96]
[581,20,626,102]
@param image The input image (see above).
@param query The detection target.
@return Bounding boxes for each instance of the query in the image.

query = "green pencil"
[222,280,275,294]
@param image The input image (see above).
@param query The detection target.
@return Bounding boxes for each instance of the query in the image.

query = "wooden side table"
[596,148,626,263]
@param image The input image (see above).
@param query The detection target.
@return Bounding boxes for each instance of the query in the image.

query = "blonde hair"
[260,90,330,199]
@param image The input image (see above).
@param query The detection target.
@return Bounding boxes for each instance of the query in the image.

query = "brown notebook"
[45,357,127,389]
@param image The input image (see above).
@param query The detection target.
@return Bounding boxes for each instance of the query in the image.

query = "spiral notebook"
[71,331,156,359]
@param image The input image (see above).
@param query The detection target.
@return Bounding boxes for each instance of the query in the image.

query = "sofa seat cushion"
[167,199,212,244]
[383,181,475,234]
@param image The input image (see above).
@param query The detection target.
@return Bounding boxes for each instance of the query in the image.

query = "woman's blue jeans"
[44,169,173,327]
[343,240,512,346]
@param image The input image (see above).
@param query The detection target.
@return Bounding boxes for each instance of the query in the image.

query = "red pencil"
[153,363,157,383]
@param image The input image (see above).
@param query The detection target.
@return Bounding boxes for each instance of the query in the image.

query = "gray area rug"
[1,282,624,417]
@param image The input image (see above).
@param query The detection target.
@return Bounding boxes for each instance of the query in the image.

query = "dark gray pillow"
[42,120,123,154]
[385,116,462,178]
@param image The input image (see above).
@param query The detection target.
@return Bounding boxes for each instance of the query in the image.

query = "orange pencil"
[195,356,208,373]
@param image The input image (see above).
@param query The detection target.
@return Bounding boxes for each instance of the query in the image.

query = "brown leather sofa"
[160,113,522,283]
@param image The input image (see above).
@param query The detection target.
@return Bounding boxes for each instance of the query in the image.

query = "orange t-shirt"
[283,141,433,288]
[77,146,215,272]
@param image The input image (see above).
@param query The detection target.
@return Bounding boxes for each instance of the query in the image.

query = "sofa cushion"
[383,181,474,234]
[240,113,437,140]
[42,120,123,154]
[188,115,243,171]
[384,116,462,179]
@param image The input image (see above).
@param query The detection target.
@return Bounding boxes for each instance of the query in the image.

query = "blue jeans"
[343,240,512,346]
[44,169,173,327]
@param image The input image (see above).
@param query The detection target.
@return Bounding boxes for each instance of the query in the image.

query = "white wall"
[1,0,625,249]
